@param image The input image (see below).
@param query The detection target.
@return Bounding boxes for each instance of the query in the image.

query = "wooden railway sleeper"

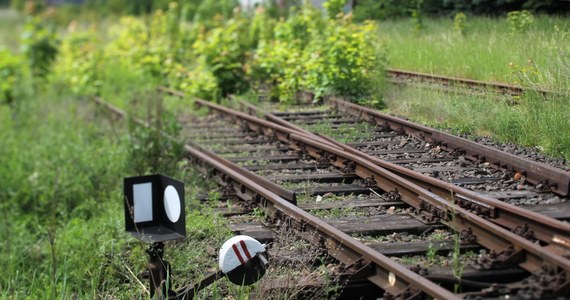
[236,184,257,209]
[294,143,309,157]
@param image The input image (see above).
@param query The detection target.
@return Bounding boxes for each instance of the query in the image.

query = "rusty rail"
[386,68,553,97]
[188,97,570,296]
[157,87,570,296]
[91,95,459,299]
[237,98,570,252]
[326,96,570,197]
[239,96,570,247]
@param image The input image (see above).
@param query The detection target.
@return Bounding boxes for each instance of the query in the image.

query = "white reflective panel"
[133,182,153,223]
[164,185,181,223]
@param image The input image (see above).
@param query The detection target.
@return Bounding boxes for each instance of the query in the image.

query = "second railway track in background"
[95,88,570,298]
[386,68,555,98]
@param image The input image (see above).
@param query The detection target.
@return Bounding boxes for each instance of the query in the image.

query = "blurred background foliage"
[7,0,569,22]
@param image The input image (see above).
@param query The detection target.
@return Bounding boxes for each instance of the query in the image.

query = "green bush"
[454,12,467,35]
[192,12,251,96]
[167,59,221,100]
[193,0,239,25]
[323,0,345,18]
[507,10,535,33]
[249,5,385,102]
[50,0,385,103]
[20,16,59,84]
[0,50,25,106]
[55,30,102,95]
[304,18,384,99]
[354,0,415,21]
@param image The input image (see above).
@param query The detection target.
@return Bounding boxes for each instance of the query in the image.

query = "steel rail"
[189,97,570,295]
[326,96,570,197]
[158,87,570,294]
[184,144,458,299]
[91,95,459,299]
[386,68,553,96]
[316,134,570,250]
[237,98,570,253]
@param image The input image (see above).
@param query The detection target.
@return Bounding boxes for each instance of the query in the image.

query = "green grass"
[0,89,133,298]
[379,15,570,91]
[382,85,570,163]
[378,15,570,164]
[0,85,241,298]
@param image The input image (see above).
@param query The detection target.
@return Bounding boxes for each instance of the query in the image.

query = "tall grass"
[0,88,133,298]
[379,15,570,90]
[379,15,569,163]
[0,84,238,297]
[383,86,570,163]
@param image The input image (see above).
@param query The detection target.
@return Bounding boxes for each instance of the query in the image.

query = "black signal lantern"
[124,174,186,243]
[123,175,268,299]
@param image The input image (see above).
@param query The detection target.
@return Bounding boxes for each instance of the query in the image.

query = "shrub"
[411,0,425,33]
[304,18,384,99]
[354,0,415,21]
[193,0,239,25]
[248,4,385,103]
[55,30,102,95]
[20,16,58,85]
[323,0,346,18]
[105,16,152,76]
[0,50,25,106]
[507,10,535,33]
[454,12,467,35]
[167,59,221,100]
[192,11,251,96]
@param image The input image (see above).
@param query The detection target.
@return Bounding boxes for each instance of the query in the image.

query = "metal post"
[147,242,174,299]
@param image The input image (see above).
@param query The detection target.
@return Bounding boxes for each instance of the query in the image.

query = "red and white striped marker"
[219,235,268,285]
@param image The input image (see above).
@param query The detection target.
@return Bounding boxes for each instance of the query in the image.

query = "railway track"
[386,68,554,98]
[94,91,570,299]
